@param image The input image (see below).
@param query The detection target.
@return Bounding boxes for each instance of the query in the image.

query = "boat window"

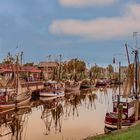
[123,103,127,109]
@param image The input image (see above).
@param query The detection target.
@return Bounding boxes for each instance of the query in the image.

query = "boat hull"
[65,85,80,92]
[0,96,31,110]
[80,84,94,89]
[39,91,65,97]
[104,121,132,130]
[104,111,135,131]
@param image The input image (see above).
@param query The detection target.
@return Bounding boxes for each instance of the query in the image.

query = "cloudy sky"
[0,0,140,66]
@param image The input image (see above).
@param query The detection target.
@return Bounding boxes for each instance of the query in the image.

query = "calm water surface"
[1,88,117,140]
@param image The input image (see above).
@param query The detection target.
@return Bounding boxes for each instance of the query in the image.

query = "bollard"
[117,103,123,129]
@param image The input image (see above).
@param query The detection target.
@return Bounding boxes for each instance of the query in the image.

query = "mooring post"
[134,99,139,121]
[117,103,123,129]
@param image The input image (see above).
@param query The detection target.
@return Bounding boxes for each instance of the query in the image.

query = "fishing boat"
[40,80,65,97]
[40,90,65,97]
[65,80,80,92]
[80,79,94,89]
[104,95,135,131]
[0,78,31,110]
[39,96,58,103]
[104,42,140,131]
[95,79,108,88]
[0,55,31,110]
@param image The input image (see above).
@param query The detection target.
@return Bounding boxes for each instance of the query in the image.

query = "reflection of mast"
[87,92,97,110]
[10,108,30,140]
[0,107,31,140]
[20,52,23,65]
[51,104,63,133]
[41,107,52,135]
[80,89,97,109]
[41,99,64,134]
[67,95,81,118]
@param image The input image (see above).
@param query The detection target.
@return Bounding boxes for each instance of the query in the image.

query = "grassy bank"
[86,123,140,140]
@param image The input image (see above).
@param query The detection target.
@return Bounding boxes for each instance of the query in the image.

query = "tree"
[67,58,86,73]
[106,64,114,78]
[64,58,86,80]
[90,64,104,80]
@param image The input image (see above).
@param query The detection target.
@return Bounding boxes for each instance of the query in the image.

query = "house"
[38,61,59,80]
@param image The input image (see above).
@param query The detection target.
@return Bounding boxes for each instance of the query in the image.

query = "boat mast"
[125,44,130,65]
[131,32,140,121]
[133,49,139,97]
[15,53,21,106]
[133,32,139,98]
[118,61,121,104]
[58,54,62,81]
[16,54,19,95]
[20,51,23,65]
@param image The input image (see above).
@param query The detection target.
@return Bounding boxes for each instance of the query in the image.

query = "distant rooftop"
[38,61,59,67]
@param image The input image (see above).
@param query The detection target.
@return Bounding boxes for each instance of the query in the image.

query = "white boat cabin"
[112,96,135,118]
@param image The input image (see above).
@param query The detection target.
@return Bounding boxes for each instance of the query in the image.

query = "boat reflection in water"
[0,106,31,140]
[40,97,64,135]
[39,88,111,139]
[76,89,98,112]
[40,89,98,137]
[64,91,81,118]
[0,88,113,140]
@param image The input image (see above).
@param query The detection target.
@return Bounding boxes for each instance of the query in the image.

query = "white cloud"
[59,0,118,7]
[49,4,140,40]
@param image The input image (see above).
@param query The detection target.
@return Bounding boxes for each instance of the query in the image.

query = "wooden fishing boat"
[0,55,31,110]
[39,96,58,102]
[105,42,140,131]
[39,90,65,97]
[65,80,80,92]
[0,77,31,109]
[40,80,65,97]
[80,79,94,89]
[104,96,135,131]
[0,92,31,109]
[95,79,108,88]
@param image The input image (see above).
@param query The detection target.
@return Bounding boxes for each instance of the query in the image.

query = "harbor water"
[0,88,117,140]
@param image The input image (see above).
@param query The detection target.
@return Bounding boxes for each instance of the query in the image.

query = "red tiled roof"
[38,61,59,67]
[0,64,41,73]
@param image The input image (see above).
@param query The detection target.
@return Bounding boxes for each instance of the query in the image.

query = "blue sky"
[0,0,140,66]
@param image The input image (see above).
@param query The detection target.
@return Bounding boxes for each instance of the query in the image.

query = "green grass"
[86,124,140,140]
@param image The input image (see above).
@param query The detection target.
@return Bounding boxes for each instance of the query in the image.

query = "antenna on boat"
[20,51,23,65]
[46,55,51,61]
[133,32,138,48]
